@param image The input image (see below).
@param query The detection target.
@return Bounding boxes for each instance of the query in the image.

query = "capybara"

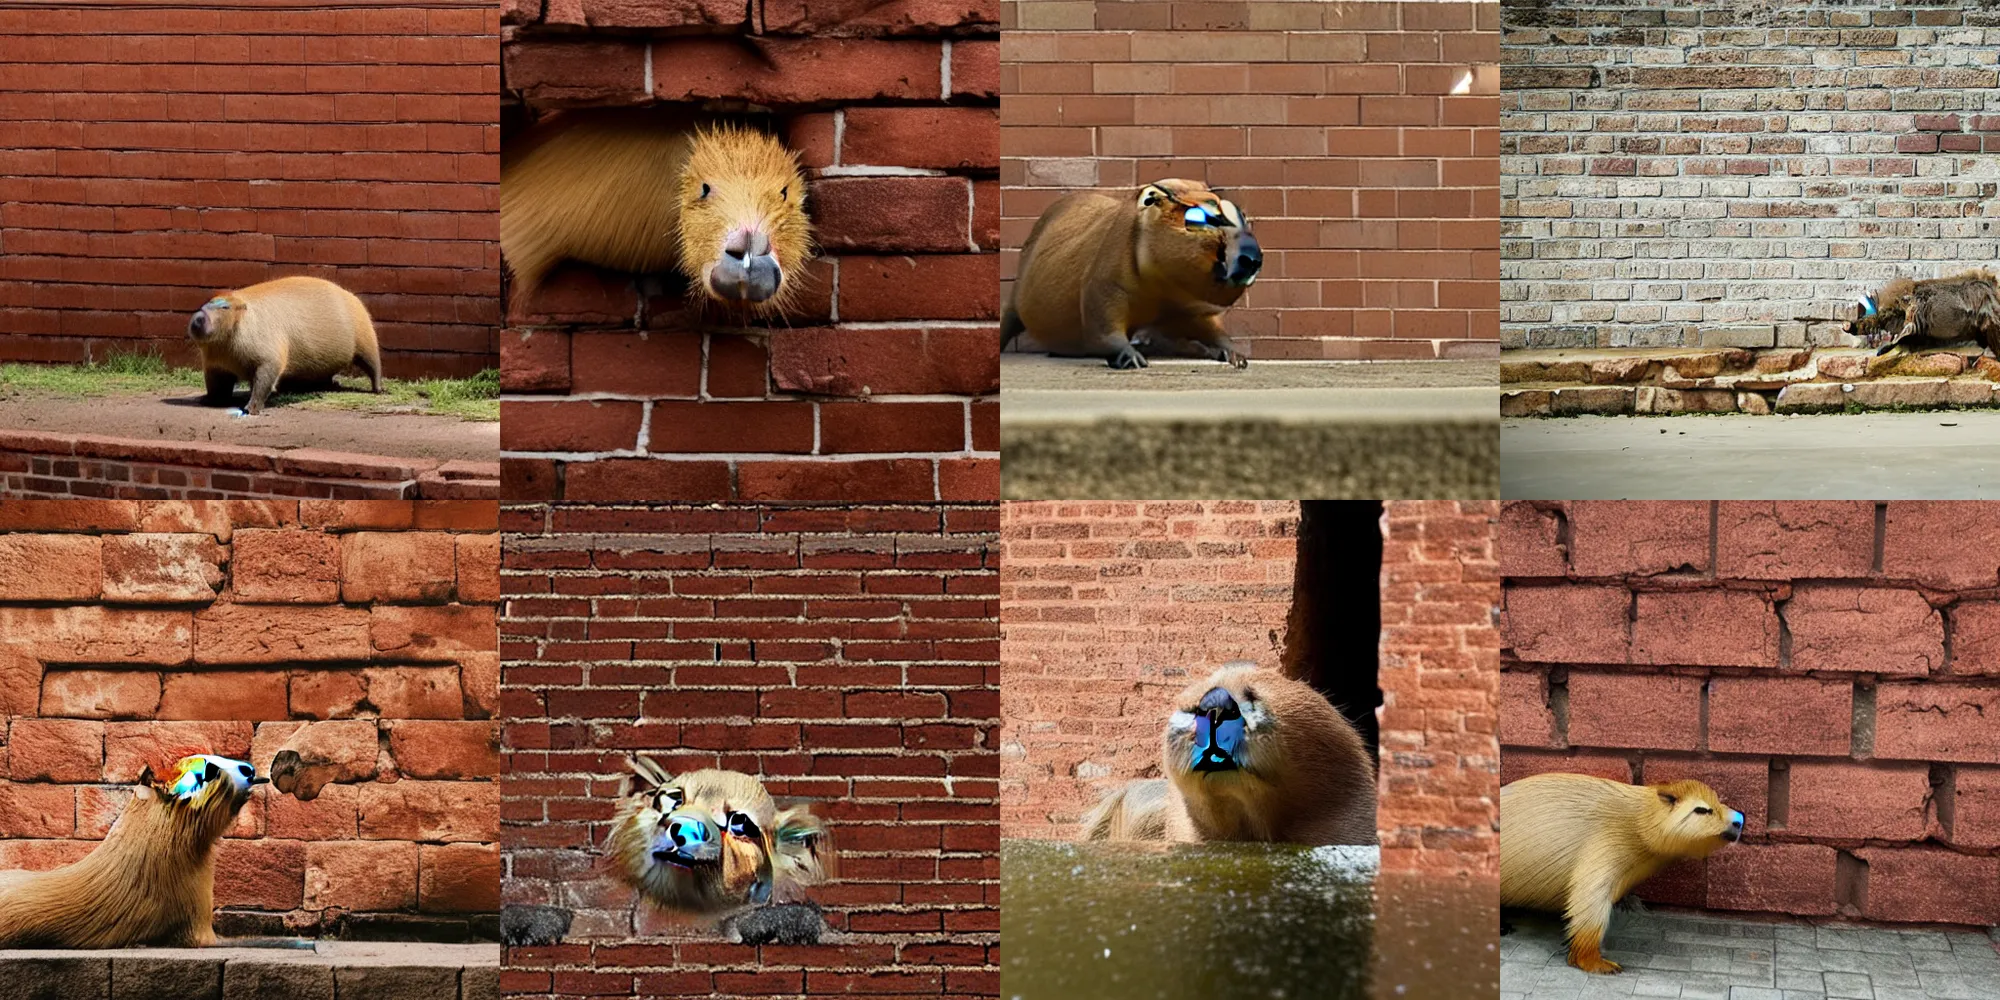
[1500,774,1743,974]
[1081,662,1376,845]
[186,275,382,415]
[1003,179,1262,369]
[1847,269,2000,360]
[606,756,834,918]
[0,753,267,948]
[500,110,812,317]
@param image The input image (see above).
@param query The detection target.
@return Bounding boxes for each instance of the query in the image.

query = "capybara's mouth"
[707,227,783,303]
[1720,827,1741,843]
[651,850,718,871]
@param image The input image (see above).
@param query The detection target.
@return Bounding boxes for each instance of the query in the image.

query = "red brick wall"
[1000,499,1499,875]
[1000,0,1501,361]
[0,499,502,937]
[1379,500,1498,875]
[0,429,500,500]
[1501,501,2000,927]
[497,3,1001,505]
[498,502,999,998]
[0,3,502,378]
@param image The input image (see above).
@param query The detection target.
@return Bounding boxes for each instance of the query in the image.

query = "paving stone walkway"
[1501,908,2000,1000]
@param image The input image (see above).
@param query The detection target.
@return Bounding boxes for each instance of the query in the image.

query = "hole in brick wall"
[1835,850,1868,915]
[1873,502,1887,573]
[1852,683,1876,758]
[1548,668,1570,746]
[1930,763,1955,840]
[1766,759,1789,831]
[1281,501,1384,763]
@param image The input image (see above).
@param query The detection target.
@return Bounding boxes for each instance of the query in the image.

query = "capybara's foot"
[500,905,574,947]
[1573,955,1622,975]
[1108,345,1147,369]
[726,902,825,946]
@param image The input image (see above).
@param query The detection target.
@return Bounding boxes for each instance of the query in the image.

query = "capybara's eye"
[780,185,788,202]
[655,787,683,813]
[699,183,711,200]
[1693,806,1712,815]
[726,812,761,840]
[1183,206,1208,226]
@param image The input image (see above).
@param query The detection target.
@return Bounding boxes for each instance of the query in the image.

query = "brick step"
[0,942,498,1000]
[1504,377,2000,417]
[1503,346,2000,390]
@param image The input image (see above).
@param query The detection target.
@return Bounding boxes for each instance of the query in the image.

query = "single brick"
[40,669,161,720]
[1715,501,1874,579]
[1496,501,1566,577]
[1705,842,1839,916]
[1853,846,2000,925]
[159,669,289,722]
[1875,682,2000,763]
[1882,502,2000,589]
[1786,761,1930,841]
[1953,766,2000,849]
[341,532,458,604]
[357,780,498,842]
[194,605,369,663]
[1785,585,1942,676]
[1632,589,1779,668]
[419,842,502,913]
[1566,671,1701,750]
[1498,670,1557,748]
[1501,584,1628,663]
[231,529,341,603]
[305,841,419,911]
[1708,676,1850,756]
[9,718,105,782]
[386,720,500,780]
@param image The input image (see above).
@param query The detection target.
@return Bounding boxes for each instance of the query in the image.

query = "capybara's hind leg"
[357,349,382,392]
[1001,305,1024,351]
[203,369,238,406]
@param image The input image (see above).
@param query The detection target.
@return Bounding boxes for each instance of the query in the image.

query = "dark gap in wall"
[1873,502,1887,574]
[1930,763,1955,842]
[1834,850,1868,915]
[1707,501,1718,579]
[1852,682,1876,759]
[1766,758,1789,831]
[1285,500,1384,765]
[1548,668,1570,747]
[1697,675,1710,751]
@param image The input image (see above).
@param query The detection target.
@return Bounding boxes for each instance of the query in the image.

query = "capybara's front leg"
[241,363,280,415]
[1082,285,1142,369]
[1563,869,1622,974]
[203,369,238,406]
[1175,312,1248,369]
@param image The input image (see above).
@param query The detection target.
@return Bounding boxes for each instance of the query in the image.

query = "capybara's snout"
[186,309,210,340]
[1721,808,1744,842]
[708,227,782,303]
[1227,231,1263,286]
[652,812,722,865]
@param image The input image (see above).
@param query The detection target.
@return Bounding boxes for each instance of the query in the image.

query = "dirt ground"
[0,390,498,462]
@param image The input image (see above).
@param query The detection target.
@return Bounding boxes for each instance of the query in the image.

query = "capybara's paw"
[228,408,258,418]
[1108,345,1148,369]
[500,904,574,946]
[1573,955,1622,975]
[726,902,825,946]
[1224,349,1248,369]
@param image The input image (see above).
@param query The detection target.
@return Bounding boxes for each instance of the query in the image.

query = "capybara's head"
[1645,779,1743,858]
[608,757,834,916]
[1134,180,1262,303]
[186,294,245,346]
[138,752,265,842]
[677,125,812,314]
[1843,277,1914,347]
[1161,662,1355,785]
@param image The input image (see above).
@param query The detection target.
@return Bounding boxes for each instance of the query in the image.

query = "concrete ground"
[1502,413,2000,499]
[1503,908,2000,1000]
[0,392,498,463]
[1001,355,1498,499]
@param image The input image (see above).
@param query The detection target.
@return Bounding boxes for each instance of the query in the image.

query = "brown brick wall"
[0,499,502,937]
[0,429,499,500]
[1501,501,2000,927]
[497,3,1001,504]
[1501,1,2000,350]
[498,502,999,998]
[1000,499,1498,870]
[1000,0,1502,361]
[0,3,502,378]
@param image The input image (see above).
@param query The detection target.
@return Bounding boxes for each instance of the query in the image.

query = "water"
[1000,839,1497,1000]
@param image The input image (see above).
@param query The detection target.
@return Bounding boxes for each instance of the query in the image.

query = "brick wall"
[1500,0,2000,351]
[0,499,502,937]
[1000,0,1501,361]
[498,503,999,998]
[0,429,500,500]
[497,3,1001,505]
[1000,501,1498,871]
[1501,501,2000,927]
[0,2,502,378]
[1379,500,1498,875]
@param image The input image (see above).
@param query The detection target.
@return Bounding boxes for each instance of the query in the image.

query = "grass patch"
[0,353,499,422]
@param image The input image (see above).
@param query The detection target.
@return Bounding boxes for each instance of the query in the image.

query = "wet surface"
[1002,839,1498,1000]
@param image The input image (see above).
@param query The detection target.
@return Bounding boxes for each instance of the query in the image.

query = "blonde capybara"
[500,110,812,317]
[1003,179,1262,369]
[0,753,266,948]
[1847,269,2000,363]
[607,756,834,919]
[186,275,382,415]
[1081,662,1376,845]
[1500,774,1744,974]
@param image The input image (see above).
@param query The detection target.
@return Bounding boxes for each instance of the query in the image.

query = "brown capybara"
[1081,662,1376,845]
[0,753,267,947]
[500,110,812,317]
[1003,179,1262,369]
[1847,269,2000,360]
[606,756,834,919]
[186,276,382,416]
[1500,774,1743,974]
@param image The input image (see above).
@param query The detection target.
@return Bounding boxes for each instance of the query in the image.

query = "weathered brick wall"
[497,2,1001,504]
[1501,501,2000,927]
[1379,500,1498,875]
[498,503,999,998]
[1000,499,1498,866]
[1500,0,2000,351]
[0,430,500,500]
[1000,1,1501,361]
[0,499,502,937]
[0,3,502,378]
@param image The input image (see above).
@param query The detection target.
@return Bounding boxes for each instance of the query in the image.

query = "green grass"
[0,352,499,422]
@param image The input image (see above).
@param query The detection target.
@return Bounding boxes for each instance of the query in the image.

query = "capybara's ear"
[625,755,672,798]
[1656,790,1679,807]
[773,805,835,887]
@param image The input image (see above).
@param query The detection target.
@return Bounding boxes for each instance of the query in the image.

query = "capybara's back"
[235,276,378,382]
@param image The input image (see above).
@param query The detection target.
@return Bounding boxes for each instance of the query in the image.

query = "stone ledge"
[1503,377,2000,417]
[0,430,498,500]
[0,942,498,1000]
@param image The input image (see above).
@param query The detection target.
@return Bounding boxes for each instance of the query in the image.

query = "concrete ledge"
[0,942,498,1000]
[0,431,498,499]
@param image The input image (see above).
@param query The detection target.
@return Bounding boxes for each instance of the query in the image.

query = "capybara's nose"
[709,251,782,303]
[1228,232,1263,286]
[1190,687,1246,771]
[723,228,771,261]
[187,311,208,339]
[660,815,720,862]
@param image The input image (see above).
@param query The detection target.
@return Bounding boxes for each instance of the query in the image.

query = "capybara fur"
[1847,269,2000,361]
[1081,662,1376,845]
[607,756,834,919]
[1003,179,1263,369]
[186,276,382,415]
[1500,774,1743,974]
[0,753,265,948]
[501,110,812,317]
